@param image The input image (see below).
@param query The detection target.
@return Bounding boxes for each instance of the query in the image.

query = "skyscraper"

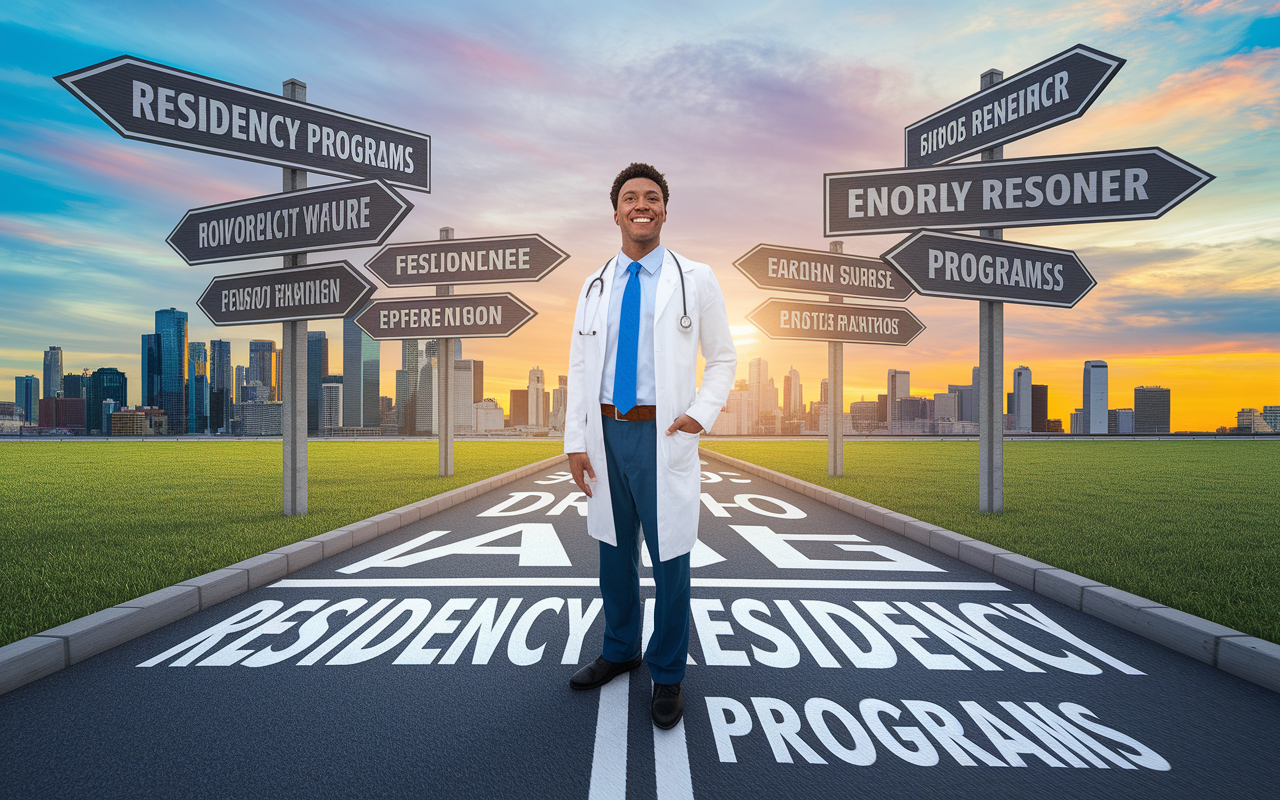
[307,331,328,433]
[88,367,127,434]
[188,342,209,434]
[210,339,232,433]
[321,380,343,431]
[1134,386,1171,433]
[15,375,39,425]
[63,371,87,400]
[1031,384,1048,433]
[248,340,277,403]
[1082,360,1108,434]
[748,357,771,431]
[343,317,380,428]
[1012,366,1032,432]
[887,369,910,432]
[551,375,568,431]
[528,366,545,428]
[396,339,419,433]
[156,308,188,434]
[417,340,438,434]
[509,388,529,427]
[142,334,161,408]
[43,347,63,398]
[454,359,477,432]
[783,366,802,418]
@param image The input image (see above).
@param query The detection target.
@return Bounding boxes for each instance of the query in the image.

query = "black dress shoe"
[569,655,642,690]
[651,682,683,729]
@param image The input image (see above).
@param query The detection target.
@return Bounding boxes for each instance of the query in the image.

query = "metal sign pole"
[281,77,308,516]
[827,242,844,477]
[437,226,455,477]
[978,68,1004,513]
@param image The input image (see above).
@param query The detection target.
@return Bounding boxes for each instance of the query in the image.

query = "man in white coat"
[564,163,736,729]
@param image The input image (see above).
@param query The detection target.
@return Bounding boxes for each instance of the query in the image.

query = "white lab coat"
[564,248,737,562]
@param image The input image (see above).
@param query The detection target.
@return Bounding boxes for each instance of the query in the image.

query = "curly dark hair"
[610,163,669,209]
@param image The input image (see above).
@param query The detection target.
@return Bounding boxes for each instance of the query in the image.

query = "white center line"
[588,672,629,800]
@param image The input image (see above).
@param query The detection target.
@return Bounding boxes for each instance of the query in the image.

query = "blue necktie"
[613,261,642,414]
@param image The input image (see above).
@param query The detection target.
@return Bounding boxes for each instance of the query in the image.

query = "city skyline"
[2,3,1277,432]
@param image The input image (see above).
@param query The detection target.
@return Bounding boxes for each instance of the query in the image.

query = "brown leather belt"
[601,403,656,422]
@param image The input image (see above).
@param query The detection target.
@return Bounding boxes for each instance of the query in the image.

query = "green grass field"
[0,440,562,647]
[702,440,1280,644]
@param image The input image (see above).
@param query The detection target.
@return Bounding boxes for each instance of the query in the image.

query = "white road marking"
[588,671,630,800]
[653,680,695,800]
[270,578,1010,591]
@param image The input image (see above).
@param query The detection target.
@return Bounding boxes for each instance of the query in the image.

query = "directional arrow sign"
[905,44,1125,168]
[197,261,375,326]
[881,230,1095,307]
[364,234,569,287]
[56,55,430,191]
[354,293,536,340]
[747,298,924,345]
[825,148,1213,236]
[168,180,412,265]
[733,244,914,301]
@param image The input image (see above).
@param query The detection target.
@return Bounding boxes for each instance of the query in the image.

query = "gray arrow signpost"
[826,49,1209,513]
[747,298,925,346]
[905,44,1125,168]
[353,293,537,341]
[56,56,431,191]
[735,241,917,477]
[881,230,1095,307]
[365,234,569,287]
[196,261,375,325]
[733,243,914,301]
[826,147,1213,237]
[59,56,432,516]
[168,179,412,265]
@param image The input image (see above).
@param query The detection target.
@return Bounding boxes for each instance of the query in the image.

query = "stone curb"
[0,453,569,697]
[699,447,1280,695]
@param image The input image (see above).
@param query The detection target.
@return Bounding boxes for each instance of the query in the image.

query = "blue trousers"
[599,416,691,684]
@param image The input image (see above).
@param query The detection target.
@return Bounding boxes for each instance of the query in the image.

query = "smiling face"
[614,177,667,257]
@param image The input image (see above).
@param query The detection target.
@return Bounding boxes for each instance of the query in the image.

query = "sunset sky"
[3,1,1277,431]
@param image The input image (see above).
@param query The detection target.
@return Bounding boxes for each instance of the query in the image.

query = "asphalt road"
[2,455,1277,799]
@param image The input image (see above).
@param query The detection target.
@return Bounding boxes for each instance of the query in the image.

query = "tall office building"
[210,339,232,433]
[43,346,63,398]
[1236,408,1271,433]
[748,357,772,430]
[156,308,188,434]
[188,342,209,434]
[15,375,39,425]
[1134,386,1171,433]
[1032,384,1048,432]
[551,375,568,431]
[454,359,477,432]
[416,340,438,434]
[396,339,419,433]
[1012,366,1032,432]
[307,331,328,433]
[1082,360,1108,434]
[343,317,380,428]
[509,389,529,427]
[887,369,910,432]
[63,371,87,400]
[248,340,277,403]
[528,366,546,428]
[948,382,976,423]
[783,366,802,418]
[234,365,246,405]
[321,380,343,431]
[142,334,161,408]
[88,367,127,434]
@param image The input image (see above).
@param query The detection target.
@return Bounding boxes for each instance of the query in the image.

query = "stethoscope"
[579,252,692,335]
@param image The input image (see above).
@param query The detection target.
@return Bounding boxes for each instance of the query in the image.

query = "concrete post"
[281,78,308,516]
[978,68,1004,513]
[437,226,455,476]
[827,241,844,477]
